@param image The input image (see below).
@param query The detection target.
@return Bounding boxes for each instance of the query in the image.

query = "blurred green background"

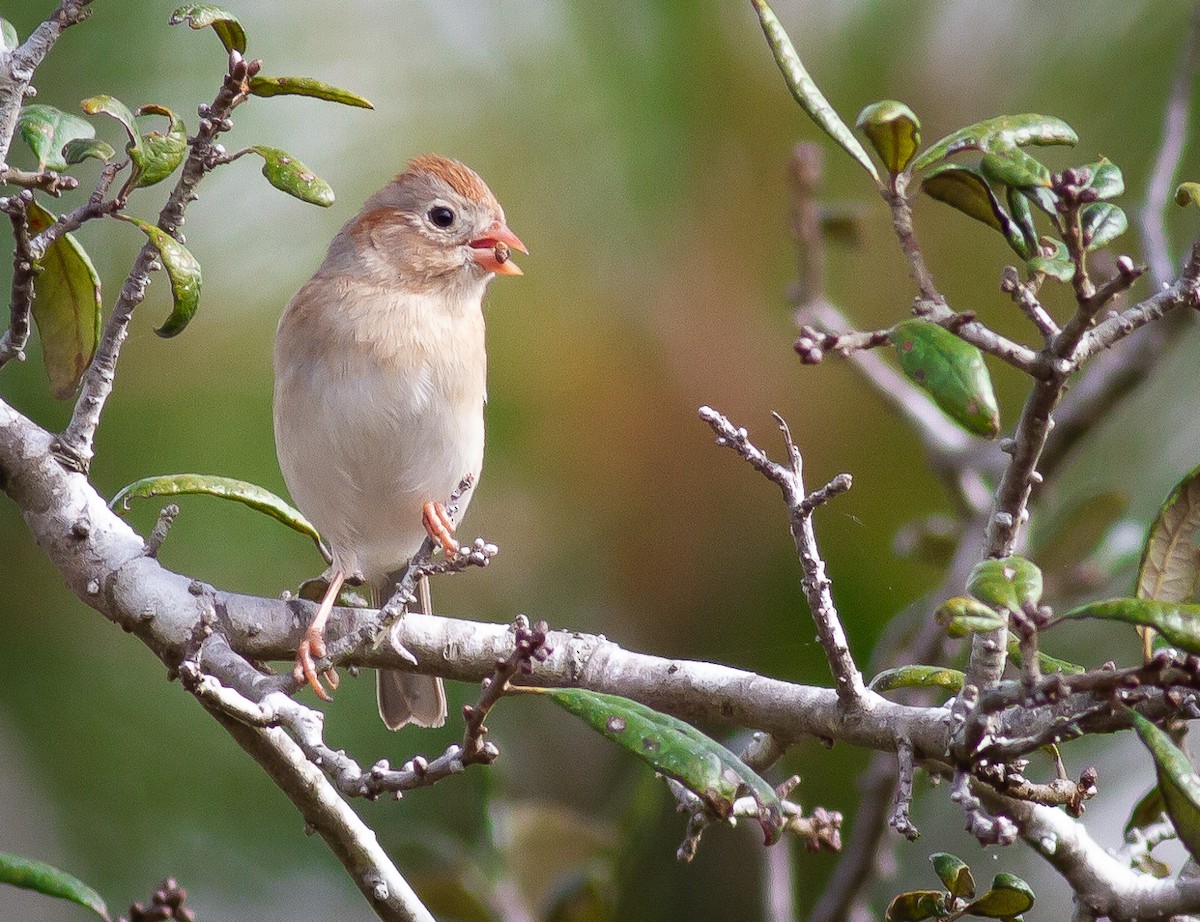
[3,1,1200,919]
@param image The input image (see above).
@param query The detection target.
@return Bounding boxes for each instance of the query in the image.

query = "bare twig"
[0,192,34,367]
[143,503,179,558]
[888,738,919,841]
[0,165,78,196]
[1000,266,1059,342]
[699,405,864,704]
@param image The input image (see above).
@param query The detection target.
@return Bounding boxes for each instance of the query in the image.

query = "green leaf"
[1138,463,1200,604]
[1061,598,1200,653]
[920,163,1027,256]
[965,873,1035,918]
[80,95,138,147]
[1081,202,1127,251]
[1028,237,1075,283]
[936,596,1008,635]
[15,104,96,171]
[245,146,334,206]
[980,146,1051,190]
[25,202,102,399]
[1005,187,1039,259]
[855,100,921,173]
[0,852,109,920]
[888,318,1001,439]
[911,113,1077,173]
[115,216,201,338]
[1130,711,1200,861]
[967,556,1043,611]
[168,4,247,54]
[111,473,324,551]
[869,664,964,694]
[248,75,374,109]
[534,687,783,843]
[1083,157,1124,200]
[885,890,946,922]
[62,137,116,165]
[749,0,880,184]
[1176,182,1200,207]
[930,852,976,901]
[131,105,187,188]
[1126,785,1166,835]
[0,17,19,53]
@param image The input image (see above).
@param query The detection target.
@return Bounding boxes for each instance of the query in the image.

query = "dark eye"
[428,205,455,228]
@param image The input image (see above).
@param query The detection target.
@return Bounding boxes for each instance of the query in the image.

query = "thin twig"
[0,192,34,367]
[888,738,919,841]
[0,165,78,196]
[1000,266,1059,342]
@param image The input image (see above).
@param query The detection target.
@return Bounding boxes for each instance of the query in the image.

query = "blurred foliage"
[3,1,1200,920]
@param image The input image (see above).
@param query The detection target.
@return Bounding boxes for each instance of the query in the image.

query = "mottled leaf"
[1028,237,1075,283]
[869,664,964,694]
[1083,158,1124,200]
[1061,598,1200,652]
[930,852,976,901]
[1138,463,1200,604]
[911,113,1077,173]
[1081,202,1127,251]
[1176,182,1200,208]
[1126,785,1166,835]
[885,890,946,922]
[248,75,374,109]
[116,216,201,337]
[15,104,95,171]
[26,201,101,399]
[62,137,116,165]
[1130,711,1200,861]
[965,873,1035,917]
[131,105,187,187]
[534,688,783,844]
[80,95,138,146]
[936,596,1007,635]
[168,4,246,54]
[749,0,880,184]
[968,556,1042,611]
[245,146,334,206]
[889,318,1001,438]
[111,473,323,550]
[855,100,921,173]
[980,145,1051,190]
[0,852,109,920]
[0,17,18,53]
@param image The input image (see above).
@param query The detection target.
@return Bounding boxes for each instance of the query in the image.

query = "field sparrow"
[274,155,525,728]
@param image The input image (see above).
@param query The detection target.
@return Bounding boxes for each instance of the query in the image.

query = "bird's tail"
[376,573,447,730]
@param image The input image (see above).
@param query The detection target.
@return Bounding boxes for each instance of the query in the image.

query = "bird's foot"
[422,500,459,555]
[293,627,340,700]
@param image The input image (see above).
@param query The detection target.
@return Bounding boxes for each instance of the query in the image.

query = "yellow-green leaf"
[1061,598,1200,653]
[1028,237,1075,283]
[111,473,323,552]
[1130,711,1200,862]
[868,664,964,695]
[131,104,187,188]
[26,201,101,399]
[0,852,109,920]
[920,163,1028,257]
[80,95,138,147]
[967,556,1043,611]
[246,146,334,206]
[965,873,1035,918]
[62,137,116,165]
[885,890,945,922]
[168,4,247,54]
[248,75,374,110]
[1139,464,1200,604]
[889,319,1001,438]
[911,113,1077,173]
[936,596,1007,635]
[855,100,921,173]
[749,0,879,184]
[16,104,95,171]
[0,17,18,53]
[1176,182,1200,208]
[979,145,1051,190]
[116,216,201,338]
[930,853,975,901]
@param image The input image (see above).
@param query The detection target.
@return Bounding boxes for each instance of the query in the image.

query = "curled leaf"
[920,163,1027,257]
[885,890,946,922]
[80,94,138,146]
[531,687,783,844]
[1138,463,1200,605]
[110,473,323,551]
[245,146,334,206]
[936,596,1007,635]
[62,137,116,165]
[888,318,1001,438]
[1005,187,1039,258]
[911,113,1077,173]
[1028,237,1075,283]
[1083,157,1124,200]
[1176,182,1200,208]
[16,104,95,171]
[868,664,964,695]
[979,145,1051,190]
[967,556,1043,611]
[930,852,975,901]
[1130,711,1200,861]
[965,872,1035,918]
[1061,598,1200,653]
[168,4,247,54]
[116,216,201,337]
[1081,202,1127,251]
[26,202,102,399]
[749,0,880,184]
[131,104,187,187]
[248,75,374,109]
[855,100,921,173]
[0,852,109,920]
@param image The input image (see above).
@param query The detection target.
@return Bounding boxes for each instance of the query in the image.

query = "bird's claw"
[294,628,338,701]
[422,500,459,555]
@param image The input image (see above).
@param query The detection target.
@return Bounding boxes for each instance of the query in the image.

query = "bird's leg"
[294,568,346,700]
[422,500,459,555]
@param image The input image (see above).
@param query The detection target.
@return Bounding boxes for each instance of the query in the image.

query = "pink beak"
[468,222,527,276]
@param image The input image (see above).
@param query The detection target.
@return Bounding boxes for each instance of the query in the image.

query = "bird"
[273,154,525,729]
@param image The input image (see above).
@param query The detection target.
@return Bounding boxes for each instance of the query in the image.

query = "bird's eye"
[428,205,456,228]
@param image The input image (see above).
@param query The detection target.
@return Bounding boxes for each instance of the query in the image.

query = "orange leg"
[293,568,345,700]
[422,500,459,555]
